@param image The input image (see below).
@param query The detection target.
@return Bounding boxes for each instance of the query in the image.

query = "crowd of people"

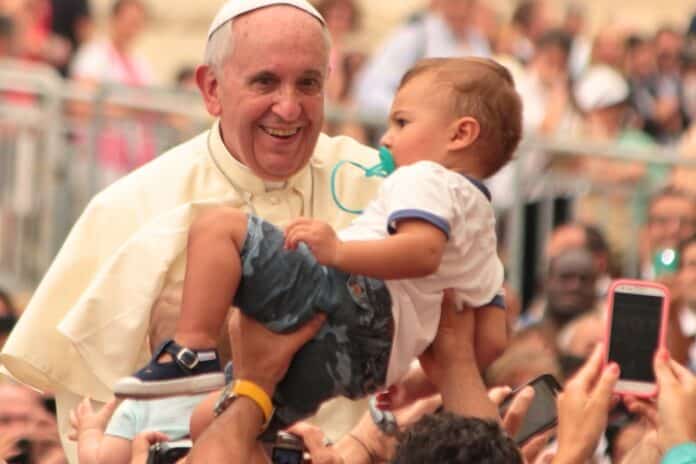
[3,0,696,463]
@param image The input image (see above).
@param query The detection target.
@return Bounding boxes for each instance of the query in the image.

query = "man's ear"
[196,64,222,117]
[448,116,480,151]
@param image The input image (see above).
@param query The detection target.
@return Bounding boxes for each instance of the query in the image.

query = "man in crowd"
[643,188,696,278]
[521,246,598,350]
[353,0,490,122]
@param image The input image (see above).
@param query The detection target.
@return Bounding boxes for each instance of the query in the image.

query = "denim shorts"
[234,215,394,432]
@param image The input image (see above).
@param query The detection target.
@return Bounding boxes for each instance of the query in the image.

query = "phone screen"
[271,448,303,464]
[500,375,561,445]
[609,292,663,382]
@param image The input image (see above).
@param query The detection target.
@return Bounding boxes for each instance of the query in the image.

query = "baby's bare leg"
[174,207,249,350]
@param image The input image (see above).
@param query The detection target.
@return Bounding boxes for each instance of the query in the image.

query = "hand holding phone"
[499,374,562,445]
[604,279,670,397]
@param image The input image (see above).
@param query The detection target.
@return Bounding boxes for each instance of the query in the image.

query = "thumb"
[589,364,620,413]
[654,350,677,390]
[290,313,326,348]
[96,399,119,426]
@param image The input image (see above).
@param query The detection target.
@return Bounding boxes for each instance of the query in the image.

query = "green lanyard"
[331,146,396,214]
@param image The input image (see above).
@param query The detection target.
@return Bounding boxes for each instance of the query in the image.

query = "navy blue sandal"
[113,339,224,399]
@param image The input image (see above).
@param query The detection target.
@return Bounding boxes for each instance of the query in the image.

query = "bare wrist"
[333,241,345,268]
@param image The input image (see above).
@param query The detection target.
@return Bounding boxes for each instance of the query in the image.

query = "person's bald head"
[545,247,597,325]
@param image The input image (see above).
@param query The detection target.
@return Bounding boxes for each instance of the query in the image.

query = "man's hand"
[488,385,552,463]
[287,422,344,464]
[419,290,497,418]
[284,217,341,266]
[229,309,326,397]
[129,431,170,464]
[419,291,475,388]
[553,343,619,464]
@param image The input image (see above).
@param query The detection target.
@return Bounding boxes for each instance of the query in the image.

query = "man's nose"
[272,87,302,121]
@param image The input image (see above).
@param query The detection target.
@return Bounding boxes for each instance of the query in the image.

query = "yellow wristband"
[234,380,274,426]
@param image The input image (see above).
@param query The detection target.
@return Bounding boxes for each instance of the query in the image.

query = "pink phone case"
[603,278,670,398]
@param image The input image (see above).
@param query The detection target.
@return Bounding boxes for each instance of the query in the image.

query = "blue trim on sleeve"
[481,294,506,310]
[387,209,450,239]
[662,443,696,464]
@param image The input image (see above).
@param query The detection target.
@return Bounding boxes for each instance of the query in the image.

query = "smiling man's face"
[213,6,328,181]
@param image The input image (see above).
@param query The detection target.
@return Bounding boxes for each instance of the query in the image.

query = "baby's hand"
[375,385,404,411]
[68,397,118,441]
[376,365,437,411]
[284,217,340,266]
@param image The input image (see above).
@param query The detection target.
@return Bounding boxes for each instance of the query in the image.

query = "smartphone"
[146,439,192,464]
[499,374,562,446]
[271,431,305,464]
[604,279,670,398]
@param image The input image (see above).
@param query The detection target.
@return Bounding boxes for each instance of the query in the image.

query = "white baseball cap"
[574,65,630,112]
[208,0,325,39]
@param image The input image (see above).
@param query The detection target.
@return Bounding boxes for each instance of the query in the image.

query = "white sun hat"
[574,65,630,112]
[208,0,325,39]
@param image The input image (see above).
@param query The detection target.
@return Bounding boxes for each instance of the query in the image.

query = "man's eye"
[299,78,322,93]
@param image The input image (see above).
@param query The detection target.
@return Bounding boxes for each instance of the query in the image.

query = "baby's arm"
[285,218,446,279]
[97,436,133,464]
[69,398,128,464]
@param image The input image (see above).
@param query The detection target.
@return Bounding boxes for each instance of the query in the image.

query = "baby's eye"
[395,118,408,127]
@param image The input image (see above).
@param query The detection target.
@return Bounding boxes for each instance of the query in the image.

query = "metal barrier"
[504,137,696,297]
[0,59,209,291]
[3,58,696,300]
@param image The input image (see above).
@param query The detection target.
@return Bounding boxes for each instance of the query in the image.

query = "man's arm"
[285,218,447,280]
[418,293,498,419]
[186,311,325,462]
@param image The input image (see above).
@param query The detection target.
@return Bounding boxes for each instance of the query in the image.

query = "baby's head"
[382,57,522,179]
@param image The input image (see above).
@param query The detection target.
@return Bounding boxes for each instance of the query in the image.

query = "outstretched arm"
[285,218,447,280]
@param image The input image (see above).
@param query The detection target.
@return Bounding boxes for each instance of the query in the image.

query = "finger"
[668,358,693,384]
[654,350,679,390]
[69,408,78,428]
[521,429,554,463]
[624,397,658,424]
[502,386,534,437]
[488,386,512,406]
[284,217,312,234]
[288,313,326,350]
[130,430,170,458]
[285,227,311,250]
[78,397,93,417]
[287,422,324,452]
[98,398,118,419]
[588,363,620,414]
[570,343,605,390]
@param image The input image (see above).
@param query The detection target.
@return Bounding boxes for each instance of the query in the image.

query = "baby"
[115,57,523,432]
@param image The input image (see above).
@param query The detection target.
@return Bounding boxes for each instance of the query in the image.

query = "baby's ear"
[448,116,480,151]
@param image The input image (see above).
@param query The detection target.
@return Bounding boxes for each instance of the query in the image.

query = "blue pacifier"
[330,146,396,214]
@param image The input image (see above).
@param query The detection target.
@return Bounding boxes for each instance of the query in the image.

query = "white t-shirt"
[105,394,207,440]
[338,161,504,385]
